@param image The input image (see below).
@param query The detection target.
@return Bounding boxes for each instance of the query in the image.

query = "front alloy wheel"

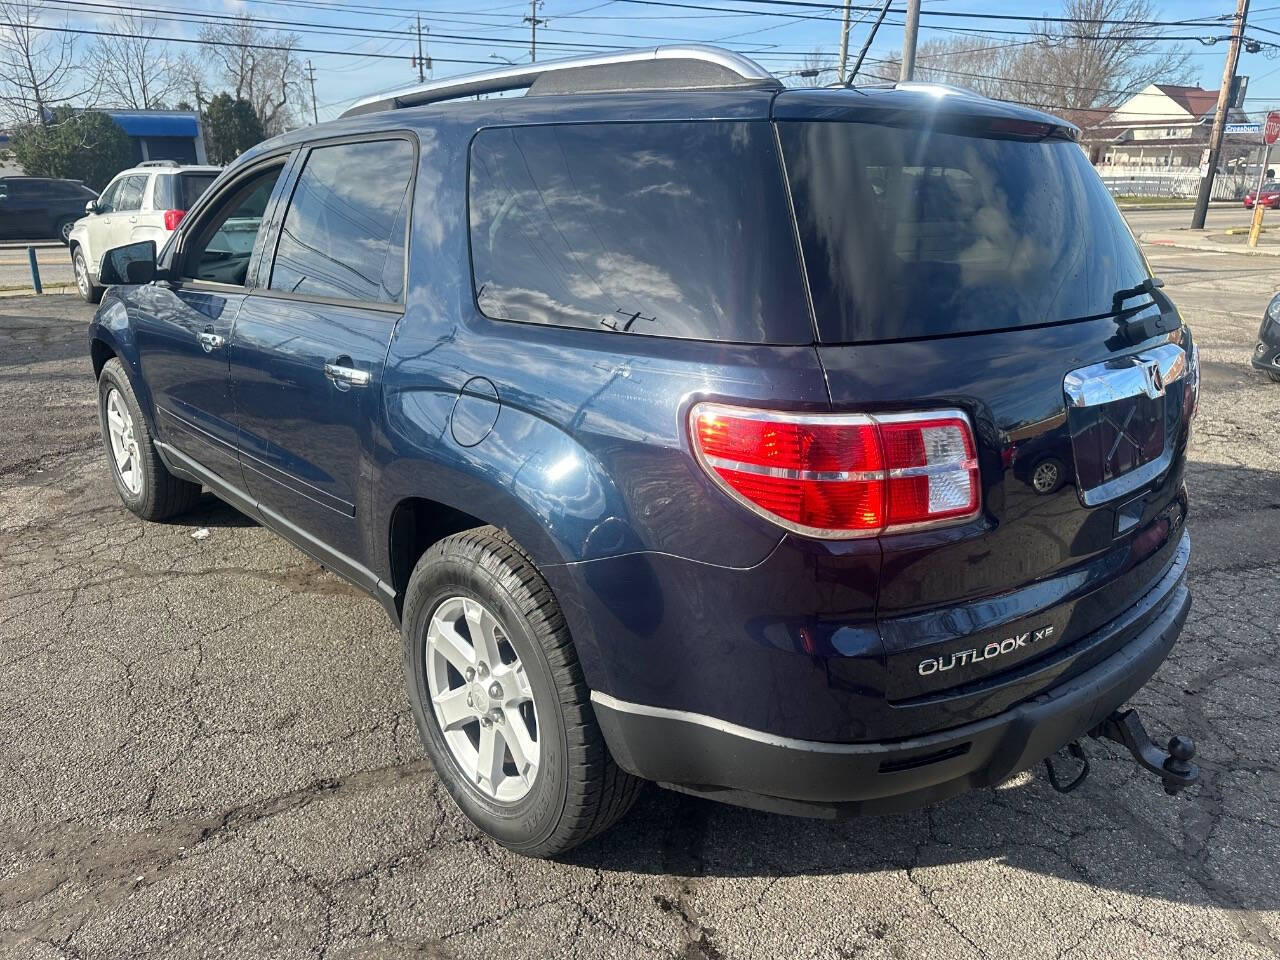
[104,387,143,496]
[75,248,102,303]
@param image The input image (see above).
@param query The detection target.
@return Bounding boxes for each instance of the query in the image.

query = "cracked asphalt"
[1,242,1278,960]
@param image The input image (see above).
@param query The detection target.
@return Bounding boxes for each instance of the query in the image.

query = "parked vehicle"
[69,161,219,303]
[1255,294,1280,382]
[0,176,98,244]
[1243,182,1280,208]
[87,47,1201,857]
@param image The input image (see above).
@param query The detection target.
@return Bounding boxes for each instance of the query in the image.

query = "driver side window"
[181,163,285,288]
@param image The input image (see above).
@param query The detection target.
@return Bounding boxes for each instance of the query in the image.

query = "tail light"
[163,209,186,231]
[1184,340,1200,421]
[690,403,980,539]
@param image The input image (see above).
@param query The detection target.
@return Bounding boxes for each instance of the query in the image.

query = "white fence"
[1095,167,1252,201]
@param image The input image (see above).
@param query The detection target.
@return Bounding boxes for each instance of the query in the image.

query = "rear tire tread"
[410,526,641,855]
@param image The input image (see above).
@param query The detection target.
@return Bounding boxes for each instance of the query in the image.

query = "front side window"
[96,179,123,212]
[183,164,284,287]
[268,138,414,305]
[468,121,809,344]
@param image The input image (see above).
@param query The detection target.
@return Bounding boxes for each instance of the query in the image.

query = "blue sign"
[1226,122,1262,134]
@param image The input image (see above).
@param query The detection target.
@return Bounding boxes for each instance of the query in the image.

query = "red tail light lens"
[690,403,980,539]
[1184,341,1200,421]
[163,209,186,231]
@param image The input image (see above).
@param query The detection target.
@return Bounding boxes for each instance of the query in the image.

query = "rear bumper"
[593,568,1190,817]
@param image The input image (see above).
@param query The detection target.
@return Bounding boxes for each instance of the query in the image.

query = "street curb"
[1115,201,1239,211]
[1139,233,1280,257]
[0,286,75,298]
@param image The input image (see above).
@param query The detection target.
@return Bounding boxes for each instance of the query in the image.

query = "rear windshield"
[468,121,810,344]
[778,121,1149,342]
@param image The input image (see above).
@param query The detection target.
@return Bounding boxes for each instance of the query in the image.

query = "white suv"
[69,161,220,303]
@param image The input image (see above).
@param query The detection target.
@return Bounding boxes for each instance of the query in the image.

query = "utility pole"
[837,0,852,83]
[1192,0,1249,229]
[306,60,318,125]
[415,14,425,83]
[524,0,547,63]
[899,0,921,82]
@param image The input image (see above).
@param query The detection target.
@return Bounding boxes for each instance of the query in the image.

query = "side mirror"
[85,200,99,214]
[99,240,159,286]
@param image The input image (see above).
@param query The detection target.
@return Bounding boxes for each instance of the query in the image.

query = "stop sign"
[1266,111,1280,145]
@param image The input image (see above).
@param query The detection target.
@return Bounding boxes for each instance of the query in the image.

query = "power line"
[8,20,502,65]
[617,0,1230,29]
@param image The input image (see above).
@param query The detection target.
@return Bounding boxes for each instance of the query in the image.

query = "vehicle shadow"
[565,762,1274,913]
[162,491,259,529]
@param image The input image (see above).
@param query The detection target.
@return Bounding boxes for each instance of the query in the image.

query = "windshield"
[778,121,1150,342]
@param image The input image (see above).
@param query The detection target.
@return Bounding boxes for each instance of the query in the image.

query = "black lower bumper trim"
[592,580,1190,817]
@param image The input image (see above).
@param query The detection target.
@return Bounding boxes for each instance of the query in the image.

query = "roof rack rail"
[341,44,779,118]
[136,159,180,168]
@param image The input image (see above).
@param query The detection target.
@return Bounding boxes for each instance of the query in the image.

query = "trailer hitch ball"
[1090,708,1201,797]
[1163,734,1197,795]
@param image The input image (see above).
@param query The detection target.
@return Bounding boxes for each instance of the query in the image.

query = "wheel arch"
[89,304,158,434]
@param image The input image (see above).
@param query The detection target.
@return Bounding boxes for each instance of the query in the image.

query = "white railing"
[1095,167,1251,201]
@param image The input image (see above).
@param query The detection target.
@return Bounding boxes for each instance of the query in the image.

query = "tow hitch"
[1043,708,1200,796]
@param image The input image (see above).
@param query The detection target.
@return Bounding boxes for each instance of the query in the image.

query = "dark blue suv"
[88,46,1200,856]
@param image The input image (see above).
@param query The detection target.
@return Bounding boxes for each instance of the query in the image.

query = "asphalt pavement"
[1120,205,1258,234]
[0,243,1278,959]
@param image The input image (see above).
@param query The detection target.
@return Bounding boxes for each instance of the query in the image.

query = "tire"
[1268,369,1280,384]
[97,358,202,521]
[74,247,103,304]
[56,217,75,245]
[402,527,641,857]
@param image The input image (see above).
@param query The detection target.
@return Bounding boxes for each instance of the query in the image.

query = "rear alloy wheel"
[403,527,641,857]
[74,248,103,304]
[57,218,75,245]
[425,596,541,802]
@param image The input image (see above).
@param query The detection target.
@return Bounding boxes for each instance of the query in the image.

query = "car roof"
[239,84,1076,172]
[0,175,85,183]
[113,164,221,177]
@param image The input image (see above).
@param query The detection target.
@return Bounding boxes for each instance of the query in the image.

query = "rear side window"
[155,173,218,211]
[269,138,414,305]
[468,121,809,344]
[114,175,148,212]
[778,121,1150,342]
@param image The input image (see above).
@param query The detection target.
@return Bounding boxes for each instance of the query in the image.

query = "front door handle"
[324,362,371,389]
[198,331,225,353]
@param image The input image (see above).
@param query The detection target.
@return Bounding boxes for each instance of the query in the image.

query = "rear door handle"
[324,362,370,389]
[198,331,225,352]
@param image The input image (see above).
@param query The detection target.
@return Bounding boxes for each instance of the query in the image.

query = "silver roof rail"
[341,44,779,118]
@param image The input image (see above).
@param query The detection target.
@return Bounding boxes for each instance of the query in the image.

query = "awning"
[108,112,199,138]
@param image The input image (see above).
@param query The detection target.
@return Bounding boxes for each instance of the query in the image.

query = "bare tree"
[198,17,310,136]
[0,0,94,126]
[1026,0,1195,121]
[88,13,183,110]
[880,0,1196,126]
[795,48,836,88]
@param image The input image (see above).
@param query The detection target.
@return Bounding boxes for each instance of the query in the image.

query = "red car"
[1244,182,1280,208]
